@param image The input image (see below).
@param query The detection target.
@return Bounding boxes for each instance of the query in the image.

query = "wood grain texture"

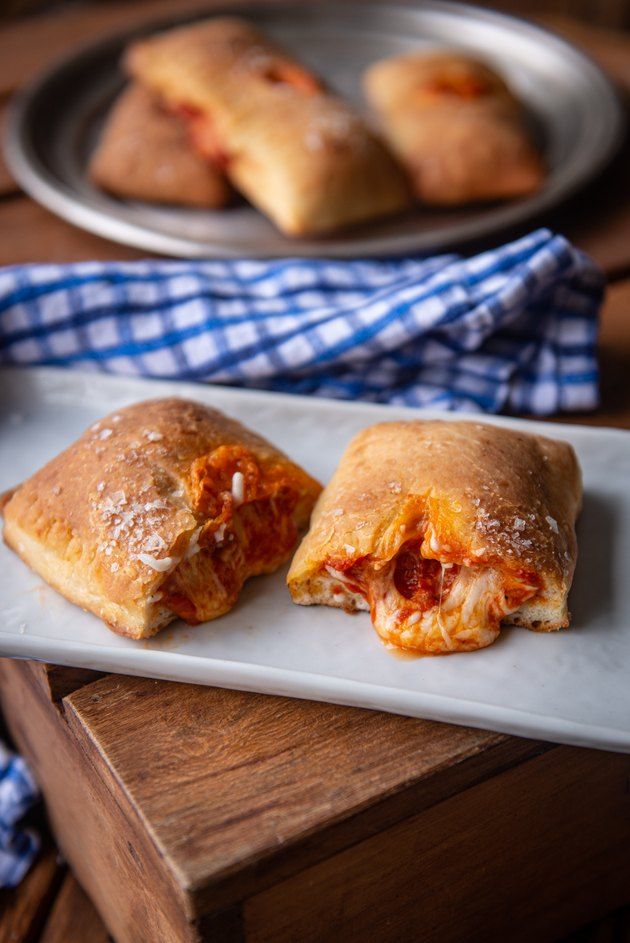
[244,748,630,943]
[0,660,203,943]
[549,130,630,283]
[540,14,630,90]
[562,904,630,942]
[0,845,62,943]
[0,102,19,198]
[39,873,110,943]
[0,198,143,263]
[25,662,104,705]
[62,673,547,915]
[593,278,630,426]
[0,0,219,96]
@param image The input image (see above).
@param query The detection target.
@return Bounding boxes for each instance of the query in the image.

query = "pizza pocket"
[3,398,321,639]
[89,83,231,208]
[288,421,581,655]
[363,52,545,205]
[125,17,410,235]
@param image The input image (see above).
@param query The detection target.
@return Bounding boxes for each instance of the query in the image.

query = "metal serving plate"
[5,1,624,258]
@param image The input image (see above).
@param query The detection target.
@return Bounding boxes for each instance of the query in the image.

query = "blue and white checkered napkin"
[0,740,39,888]
[0,228,602,414]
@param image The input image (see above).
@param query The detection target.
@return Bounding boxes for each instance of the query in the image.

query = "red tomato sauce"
[424,76,490,99]
[393,541,460,608]
[170,103,231,169]
[260,61,321,93]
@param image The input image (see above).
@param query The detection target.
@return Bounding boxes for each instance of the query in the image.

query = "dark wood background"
[2,0,630,29]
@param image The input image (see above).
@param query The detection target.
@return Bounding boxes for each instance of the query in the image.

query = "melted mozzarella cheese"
[366,561,528,654]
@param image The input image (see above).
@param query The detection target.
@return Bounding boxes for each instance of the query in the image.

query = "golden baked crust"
[288,420,581,654]
[3,398,321,639]
[89,83,231,208]
[125,17,411,234]
[363,52,545,205]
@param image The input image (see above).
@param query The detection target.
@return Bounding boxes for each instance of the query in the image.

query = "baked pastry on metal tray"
[125,17,411,234]
[89,83,231,208]
[3,399,321,639]
[363,52,545,206]
[288,421,581,655]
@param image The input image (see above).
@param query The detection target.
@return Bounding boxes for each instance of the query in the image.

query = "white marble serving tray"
[1,367,628,752]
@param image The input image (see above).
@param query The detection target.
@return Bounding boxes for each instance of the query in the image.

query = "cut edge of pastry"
[4,479,317,641]
[288,545,569,656]
[2,398,322,641]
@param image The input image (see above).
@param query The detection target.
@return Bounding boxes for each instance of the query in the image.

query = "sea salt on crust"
[288,419,582,650]
[3,397,321,640]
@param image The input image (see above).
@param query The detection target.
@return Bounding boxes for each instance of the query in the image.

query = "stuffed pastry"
[363,52,545,205]
[89,83,231,208]
[125,17,410,234]
[288,421,581,655]
[3,398,320,639]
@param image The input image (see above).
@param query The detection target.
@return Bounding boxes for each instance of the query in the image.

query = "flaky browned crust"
[363,52,545,205]
[3,398,321,639]
[89,83,231,208]
[288,420,581,636]
[125,17,410,234]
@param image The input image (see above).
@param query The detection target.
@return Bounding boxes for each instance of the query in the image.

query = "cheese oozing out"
[322,540,539,654]
[158,495,299,625]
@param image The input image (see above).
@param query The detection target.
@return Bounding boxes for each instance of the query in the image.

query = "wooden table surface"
[1,4,630,943]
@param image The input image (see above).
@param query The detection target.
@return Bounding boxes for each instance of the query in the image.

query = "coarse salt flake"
[143,533,167,553]
[344,544,356,555]
[98,428,113,440]
[546,515,559,533]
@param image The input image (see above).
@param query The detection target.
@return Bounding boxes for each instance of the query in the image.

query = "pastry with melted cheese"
[89,83,231,208]
[288,421,581,655]
[363,52,544,205]
[125,17,410,235]
[2,399,320,639]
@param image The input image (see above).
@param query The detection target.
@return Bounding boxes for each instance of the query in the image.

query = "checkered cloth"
[0,741,39,888]
[0,228,602,413]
